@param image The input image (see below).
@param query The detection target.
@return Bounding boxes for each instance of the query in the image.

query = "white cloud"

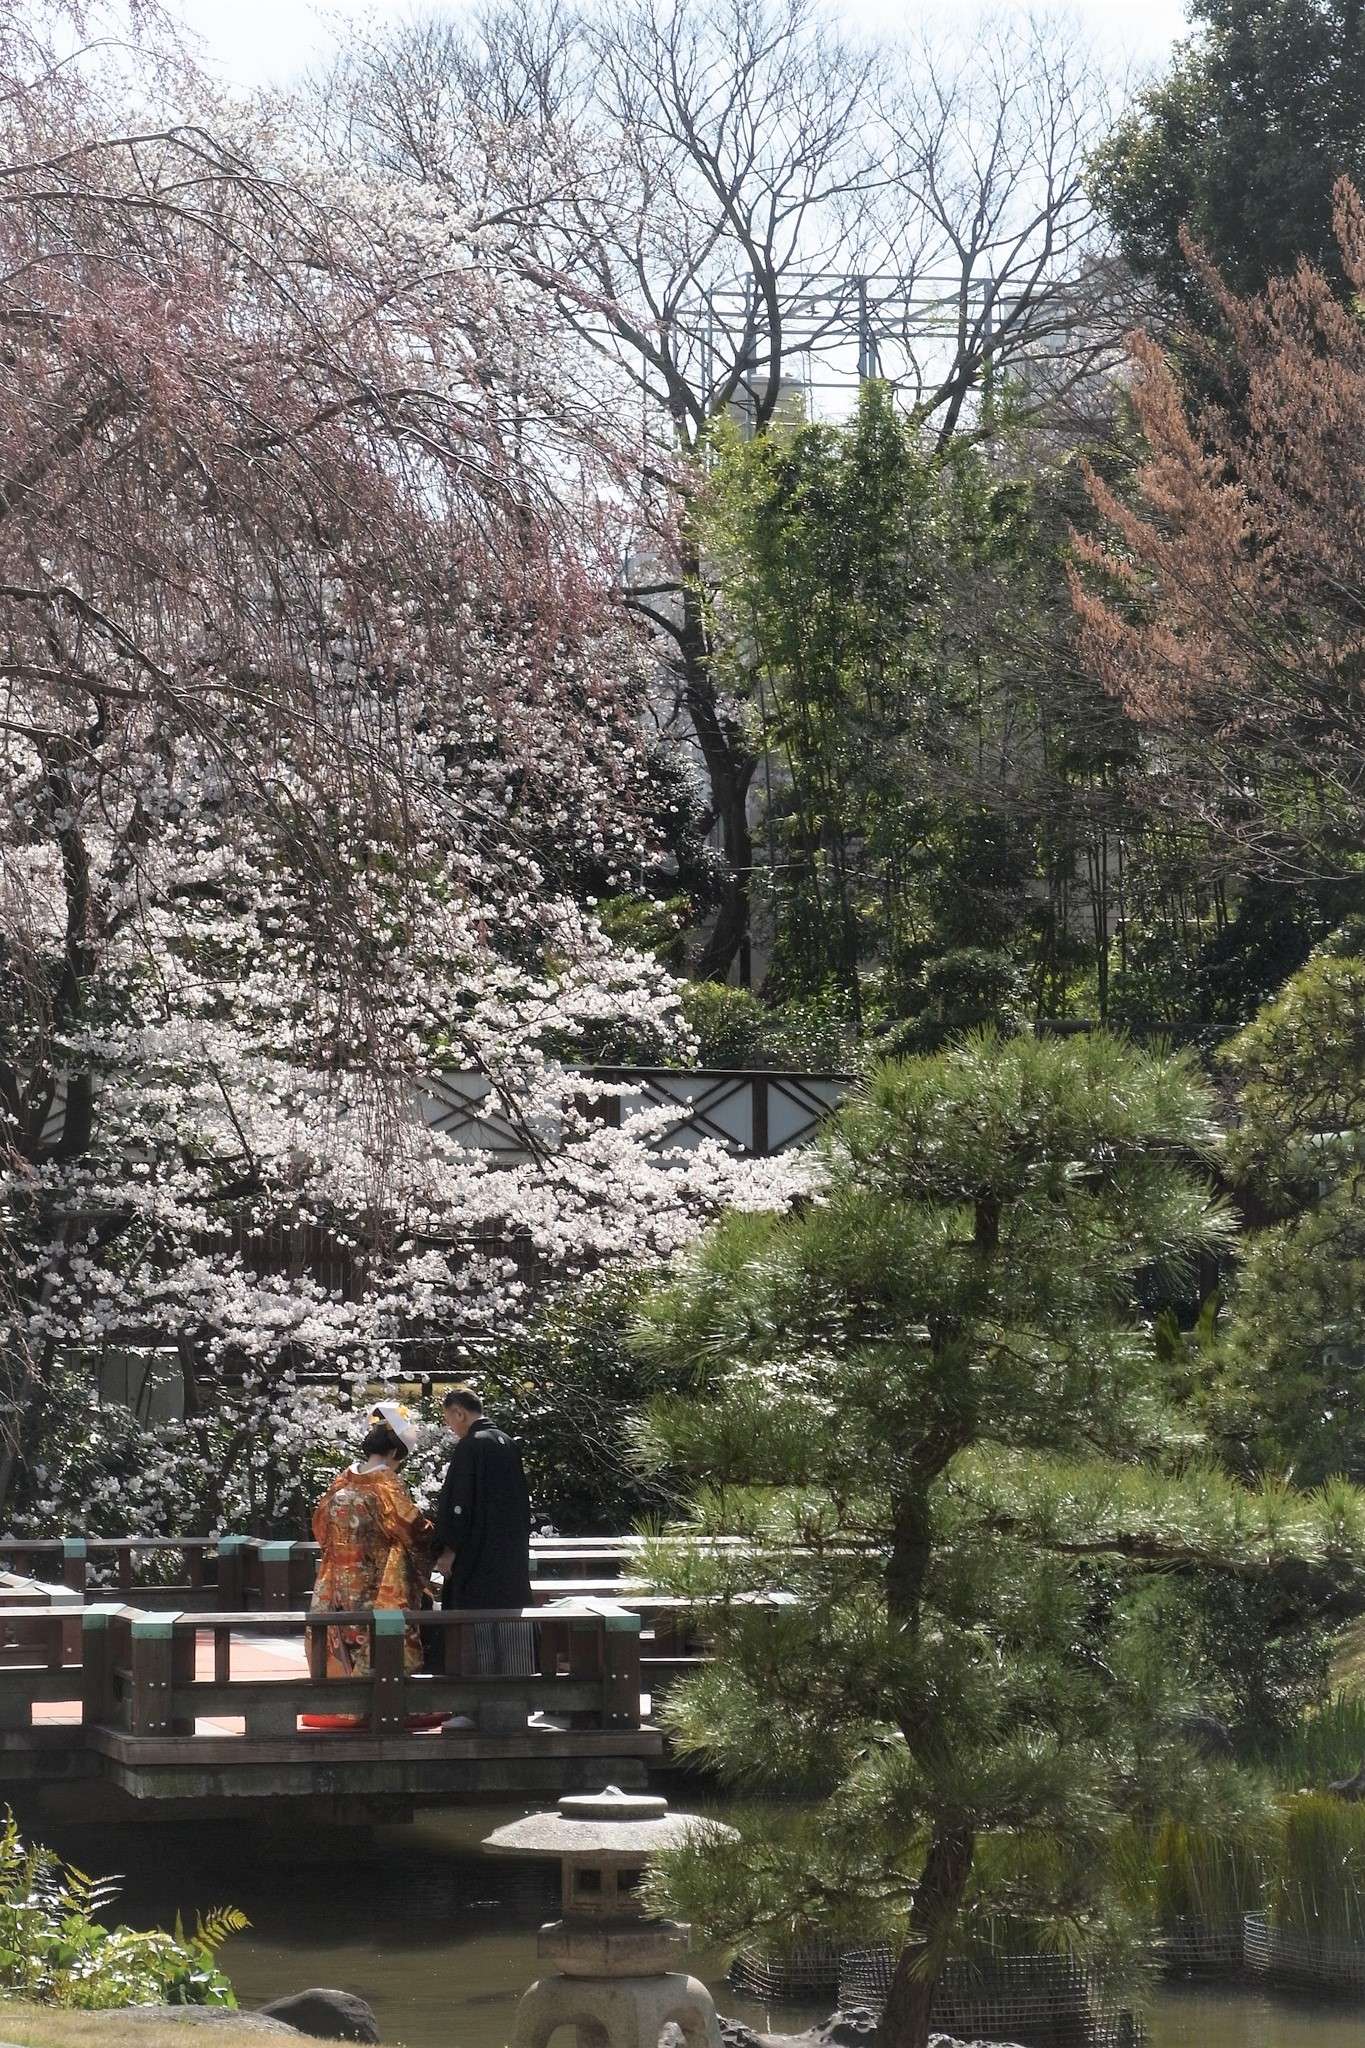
[176,0,1189,92]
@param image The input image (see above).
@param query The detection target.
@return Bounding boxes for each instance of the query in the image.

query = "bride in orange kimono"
[311,1401,433,1677]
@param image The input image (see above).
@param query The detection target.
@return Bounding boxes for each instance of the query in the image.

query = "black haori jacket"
[434,1418,533,1609]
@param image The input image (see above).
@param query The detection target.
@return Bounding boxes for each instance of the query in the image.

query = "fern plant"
[0,1809,246,2009]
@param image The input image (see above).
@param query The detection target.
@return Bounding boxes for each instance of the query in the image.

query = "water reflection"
[1147,1982,1365,2047]
[14,1801,1365,2048]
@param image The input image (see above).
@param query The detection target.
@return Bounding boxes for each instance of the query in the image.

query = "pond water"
[12,1800,1365,2048]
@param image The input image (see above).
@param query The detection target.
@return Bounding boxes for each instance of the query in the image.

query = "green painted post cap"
[373,1609,406,1636]
[603,1611,642,1633]
[259,1542,295,1561]
[216,1535,250,1552]
[81,1610,110,1633]
[62,1538,88,1560]
[131,1617,174,1640]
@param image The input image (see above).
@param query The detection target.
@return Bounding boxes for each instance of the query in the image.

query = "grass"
[0,2007,303,2048]
[1266,1692,1365,1789]
[1270,1793,1365,1942]
[1148,1817,1265,1929]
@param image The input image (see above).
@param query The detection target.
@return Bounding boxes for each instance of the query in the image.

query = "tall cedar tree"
[634,1034,1253,2048]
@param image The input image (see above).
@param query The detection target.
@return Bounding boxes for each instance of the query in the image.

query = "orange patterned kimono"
[311,1465,433,1675]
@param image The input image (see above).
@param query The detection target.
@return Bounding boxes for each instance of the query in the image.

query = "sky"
[176,0,1192,94]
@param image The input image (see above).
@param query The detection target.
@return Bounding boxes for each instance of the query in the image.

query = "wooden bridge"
[0,1535,718,1821]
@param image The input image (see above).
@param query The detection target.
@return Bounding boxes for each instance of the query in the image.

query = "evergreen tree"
[1090,0,1365,317]
[633,1034,1316,2048]
[700,385,1137,1039]
[1211,944,1365,1485]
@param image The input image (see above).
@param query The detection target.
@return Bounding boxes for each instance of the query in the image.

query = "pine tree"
[635,1033,1269,2048]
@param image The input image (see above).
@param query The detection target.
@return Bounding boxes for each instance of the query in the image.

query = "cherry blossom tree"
[0,1,804,1532]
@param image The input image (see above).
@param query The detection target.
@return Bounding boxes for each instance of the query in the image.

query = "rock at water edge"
[257,1989,381,2043]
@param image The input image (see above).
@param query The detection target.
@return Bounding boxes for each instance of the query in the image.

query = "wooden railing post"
[80,1608,121,1725]
[60,1538,88,1599]
[601,1606,642,1729]
[215,1536,248,1611]
[561,1611,602,1729]
[129,1615,174,1736]
[538,1613,568,1677]
[371,1610,406,1734]
[259,1542,294,1611]
[652,1603,682,1657]
[54,1544,85,1664]
[752,1072,770,1155]
[170,1615,196,1734]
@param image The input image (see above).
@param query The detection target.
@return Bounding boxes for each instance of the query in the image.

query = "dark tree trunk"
[677,534,757,985]
[883,1448,976,2048]
[878,1823,977,2048]
[0,753,100,1518]
[887,1485,935,1636]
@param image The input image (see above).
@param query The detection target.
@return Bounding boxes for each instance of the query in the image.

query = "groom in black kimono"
[433,1386,534,1730]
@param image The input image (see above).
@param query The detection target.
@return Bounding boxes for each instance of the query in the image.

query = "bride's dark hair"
[360,1421,409,1466]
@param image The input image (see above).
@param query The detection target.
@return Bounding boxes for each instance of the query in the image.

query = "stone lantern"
[483,1786,738,2048]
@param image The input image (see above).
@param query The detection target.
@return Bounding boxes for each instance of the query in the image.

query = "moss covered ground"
[0,2007,315,2048]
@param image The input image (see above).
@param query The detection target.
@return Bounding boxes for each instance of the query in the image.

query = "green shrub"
[1207,941,1365,1492]
[0,1811,244,2009]
[484,1271,690,1533]
[679,982,767,1067]
[755,991,856,1070]
[883,947,1027,1055]
[1179,1574,1332,1751]
[681,982,854,1071]
[596,893,691,969]
[1221,946,1365,1210]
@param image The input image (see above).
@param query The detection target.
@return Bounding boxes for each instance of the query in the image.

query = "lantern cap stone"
[482,1785,737,1860]
[559,1788,667,1821]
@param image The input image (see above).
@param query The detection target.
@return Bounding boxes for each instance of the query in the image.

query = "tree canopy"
[634,1034,1295,2048]
[1090,0,1365,315]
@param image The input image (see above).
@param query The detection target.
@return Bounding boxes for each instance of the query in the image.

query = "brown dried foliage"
[1073,179,1365,876]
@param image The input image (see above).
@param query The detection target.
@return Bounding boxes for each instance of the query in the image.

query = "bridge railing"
[0,1598,642,1741]
[227,1538,657,1612]
[0,1589,722,1745]
[99,1603,645,1741]
[0,1537,221,1607]
[0,1568,85,1673]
